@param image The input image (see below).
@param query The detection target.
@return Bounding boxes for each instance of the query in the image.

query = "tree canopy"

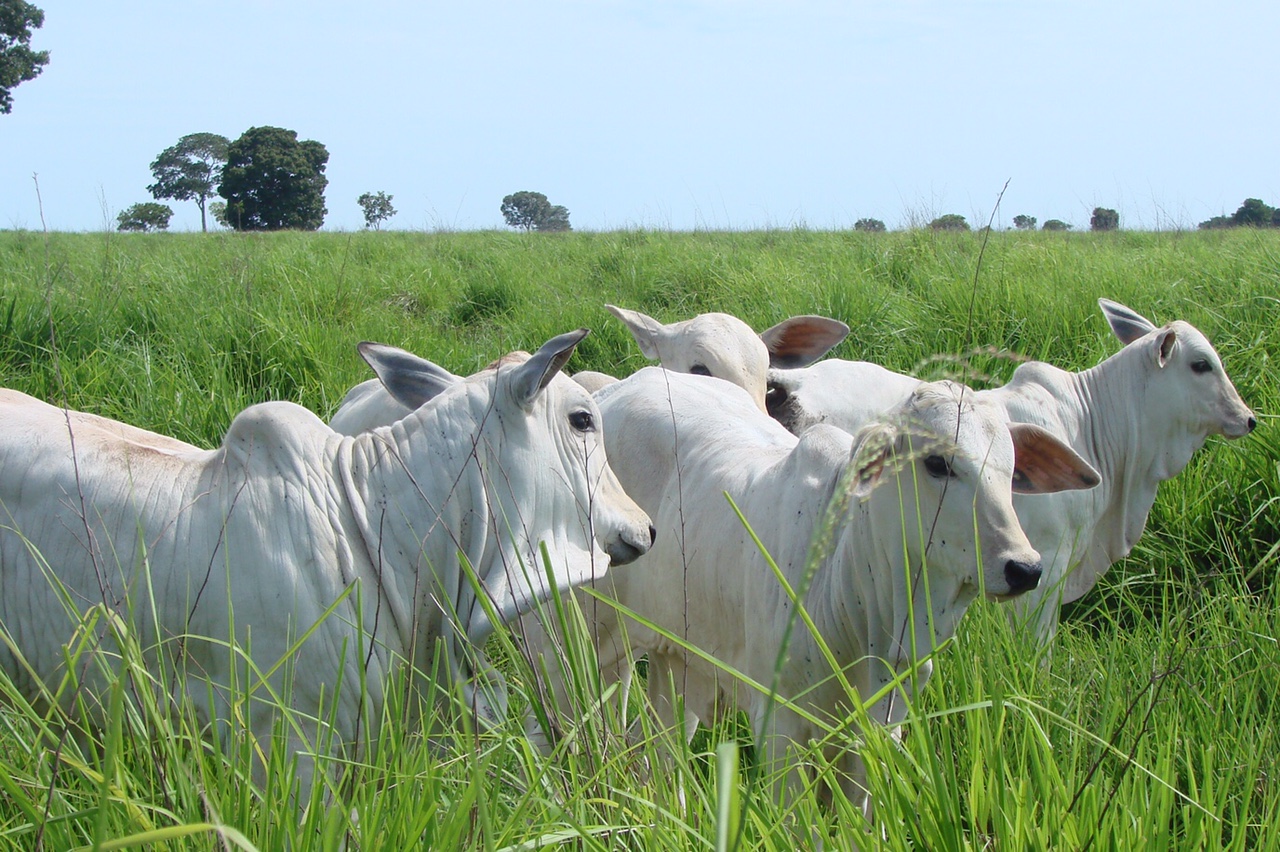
[218,126,329,231]
[854,217,886,233]
[148,133,229,232]
[357,191,396,230]
[1090,207,1119,231]
[500,191,571,232]
[1042,219,1072,231]
[0,0,48,114]
[1012,214,1037,231]
[929,213,969,232]
[116,202,173,232]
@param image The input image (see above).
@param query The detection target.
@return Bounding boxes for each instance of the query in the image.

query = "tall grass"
[0,227,1277,849]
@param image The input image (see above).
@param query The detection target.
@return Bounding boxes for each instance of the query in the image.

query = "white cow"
[763,299,1257,642]
[576,304,850,410]
[0,330,653,791]
[332,305,850,429]
[536,367,1099,807]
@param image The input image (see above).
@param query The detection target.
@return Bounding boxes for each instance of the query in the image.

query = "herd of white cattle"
[0,298,1255,807]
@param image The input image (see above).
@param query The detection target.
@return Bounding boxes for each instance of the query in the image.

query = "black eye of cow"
[923,454,955,478]
[1190,359,1212,375]
[569,410,595,432]
[689,364,712,377]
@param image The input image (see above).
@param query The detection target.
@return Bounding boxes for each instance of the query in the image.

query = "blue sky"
[2,1,1276,232]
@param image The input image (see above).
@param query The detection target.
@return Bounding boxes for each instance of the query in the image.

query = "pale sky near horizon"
[2,1,1276,233]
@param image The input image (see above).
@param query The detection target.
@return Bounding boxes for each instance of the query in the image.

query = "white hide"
[539,367,1098,807]
[604,304,849,412]
[0,330,653,791]
[764,299,1256,643]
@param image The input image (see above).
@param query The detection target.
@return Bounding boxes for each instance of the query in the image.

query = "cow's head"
[606,305,847,413]
[850,380,1099,653]
[466,330,654,621]
[1100,299,1256,476]
[353,334,654,626]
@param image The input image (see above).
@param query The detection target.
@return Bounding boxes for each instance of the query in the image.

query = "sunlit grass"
[0,227,1276,848]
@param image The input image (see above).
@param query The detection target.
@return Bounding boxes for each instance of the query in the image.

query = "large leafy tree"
[0,0,49,114]
[218,126,329,231]
[500,191,571,232]
[147,133,229,232]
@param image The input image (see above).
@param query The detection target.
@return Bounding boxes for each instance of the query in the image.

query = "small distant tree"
[1232,198,1275,227]
[219,126,329,231]
[1042,219,1071,231]
[209,201,230,228]
[0,0,48,114]
[1012,214,1037,230]
[116,202,173,232]
[854,217,886,233]
[500,191,572,232]
[147,132,230,232]
[357,191,396,230]
[929,213,969,232]
[1090,207,1119,231]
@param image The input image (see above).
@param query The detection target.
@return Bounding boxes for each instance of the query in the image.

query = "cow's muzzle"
[607,524,657,567]
[1003,559,1042,596]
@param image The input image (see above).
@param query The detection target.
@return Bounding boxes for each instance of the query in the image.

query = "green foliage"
[115,202,173,232]
[1199,215,1234,230]
[853,217,886,232]
[1199,198,1280,230]
[208,200,229,228]
[357,190,396,230]
[929,212,970,231]
[1042,218,1072,231]
[1090,206,1120,231]
[147,132,230,232]
[500,190,572,232]
[1012,214,1037,230]
[0,228,1277,848]
[219,126,329,231]
[0,0,47,114]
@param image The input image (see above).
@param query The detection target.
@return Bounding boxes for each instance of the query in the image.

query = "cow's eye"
[569,410,595,432]
[923,454,955,478]
[1191,359,1212,375]
[689,364,712,377]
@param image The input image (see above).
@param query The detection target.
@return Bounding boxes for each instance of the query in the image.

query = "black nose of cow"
[1247,416,1257,433]
[1004,560,1042,595]
[607,524,658,567]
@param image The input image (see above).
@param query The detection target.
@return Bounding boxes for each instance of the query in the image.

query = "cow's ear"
[606,304,668,361]
[761,315,850,368]
[1009,423,1100,494]
[849,422,896,500]
[508,328,590,408]
[357,342,461,410]
[1155,328,1177,368]
[1099,298,1156,345]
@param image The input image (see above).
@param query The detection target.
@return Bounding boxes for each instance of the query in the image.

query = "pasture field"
[0,226,1277,849]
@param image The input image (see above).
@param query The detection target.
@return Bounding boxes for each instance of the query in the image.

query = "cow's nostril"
[1004,560,1042,595]
[648,524,658,546]
[1247,416,1258,433]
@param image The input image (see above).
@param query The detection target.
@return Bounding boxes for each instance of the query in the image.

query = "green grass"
[0,226,1277,849]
